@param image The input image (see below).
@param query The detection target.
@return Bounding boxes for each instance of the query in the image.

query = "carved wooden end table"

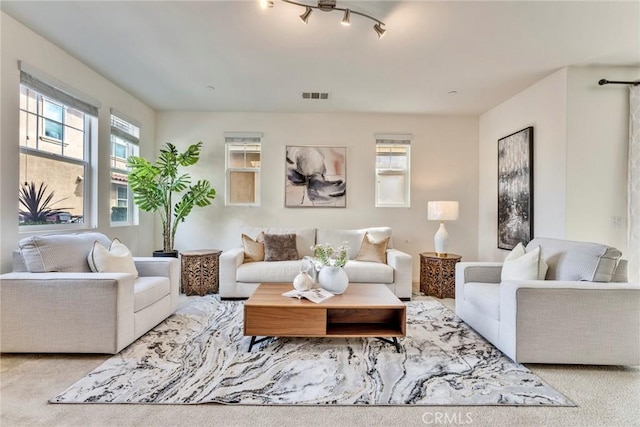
[180,249,221,296]
[419,252,461,299]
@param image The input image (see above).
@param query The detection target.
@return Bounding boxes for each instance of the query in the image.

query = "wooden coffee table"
[244,283,406,352]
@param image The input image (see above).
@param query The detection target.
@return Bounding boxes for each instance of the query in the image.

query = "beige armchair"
[0,233,180,354]
[455,237,640,365]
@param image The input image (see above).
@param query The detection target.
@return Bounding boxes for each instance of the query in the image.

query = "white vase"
[318,266,349,294]
[293,271,314,292]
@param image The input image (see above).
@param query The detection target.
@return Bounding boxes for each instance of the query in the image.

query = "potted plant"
[19,181,70,225]
[127,141,216,257]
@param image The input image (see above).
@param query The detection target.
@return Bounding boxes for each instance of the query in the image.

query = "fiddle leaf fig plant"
[127,141,216,254]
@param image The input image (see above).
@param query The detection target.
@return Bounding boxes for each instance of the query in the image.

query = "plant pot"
[153,250,179,258]
[318,266,349,294]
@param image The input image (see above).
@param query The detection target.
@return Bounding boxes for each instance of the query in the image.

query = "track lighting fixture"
[266,0,386,38]
[373,22,386,38]
[341,9,351,26]
[260,0,274,9]
[300,6,312,23]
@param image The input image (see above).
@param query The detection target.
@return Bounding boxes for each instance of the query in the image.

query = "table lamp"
[427,201,459,257]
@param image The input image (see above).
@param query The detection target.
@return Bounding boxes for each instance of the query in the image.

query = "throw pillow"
[263,233,299,262]
[356,232,389,263]
[501,243,546,281]
[242,232,265,263]
[88,238,139,278]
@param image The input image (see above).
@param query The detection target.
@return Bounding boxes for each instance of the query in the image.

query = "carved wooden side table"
[180,249,221,296]
[420,252,462,299]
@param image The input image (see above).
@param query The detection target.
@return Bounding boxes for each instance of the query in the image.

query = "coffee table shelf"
[244,283,406,350]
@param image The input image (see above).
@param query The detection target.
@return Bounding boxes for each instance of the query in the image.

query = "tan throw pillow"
[242,232,265,263]
[356,232,389,263]
[263,233,299,262]
[88,238,139,278]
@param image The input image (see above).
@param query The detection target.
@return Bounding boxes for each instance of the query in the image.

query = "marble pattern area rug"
[51,297,574,406]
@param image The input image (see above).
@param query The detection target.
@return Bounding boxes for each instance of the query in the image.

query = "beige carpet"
[1,296,639,426]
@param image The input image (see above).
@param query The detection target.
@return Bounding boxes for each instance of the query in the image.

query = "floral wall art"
[497,127,533,250]
[285,146,346,208]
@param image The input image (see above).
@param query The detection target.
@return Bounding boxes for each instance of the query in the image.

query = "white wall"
[478,69,568,260]
[0,12,156,272]
[479,65,638,261]
[156,112,479,282]
[566,66,639,254]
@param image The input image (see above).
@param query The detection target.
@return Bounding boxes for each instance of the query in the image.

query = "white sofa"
[455,237,640,365]
[220,226,412,299]
[0,232,180,354]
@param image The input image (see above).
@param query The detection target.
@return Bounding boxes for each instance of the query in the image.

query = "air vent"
[302,92,330,100]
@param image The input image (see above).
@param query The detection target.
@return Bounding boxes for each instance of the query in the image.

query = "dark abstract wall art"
[497,127,533,250]
[285,146,346,208]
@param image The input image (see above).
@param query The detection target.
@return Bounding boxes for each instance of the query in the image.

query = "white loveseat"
[455,237,640,365]
[0,232,180,354]
[220,227,412,299]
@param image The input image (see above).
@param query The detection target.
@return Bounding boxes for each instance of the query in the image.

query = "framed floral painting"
[285,146,346,208]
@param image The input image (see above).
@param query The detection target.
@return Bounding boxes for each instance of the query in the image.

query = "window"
[110,112,140,225]
[225,132,262,206]
[375,134,412,207]
[18,63,100,229]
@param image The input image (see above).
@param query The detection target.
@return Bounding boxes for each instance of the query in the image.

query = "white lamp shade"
[428,201,459,221]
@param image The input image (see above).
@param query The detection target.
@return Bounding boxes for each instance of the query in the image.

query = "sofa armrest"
[456,262,503,284]
[219,247,245,298]
[455,262,503,316]
[498,280,640,364]
[386,248,412,299]
[133,257,180,311]
[0,272,136,353]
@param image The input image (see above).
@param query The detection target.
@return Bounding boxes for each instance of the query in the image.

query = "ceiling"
[2,1,639,115]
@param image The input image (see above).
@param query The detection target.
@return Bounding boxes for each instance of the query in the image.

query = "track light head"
[300,6,312,23]
[260,0,274,9]
[341,9,351,26]
[373,22,386,38]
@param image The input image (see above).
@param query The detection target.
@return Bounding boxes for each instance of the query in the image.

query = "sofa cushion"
[240,227,316,258]
[263,233,299,261]
[88,239,139,278]
[242,232,264,263]
[134,276,171,312]
[463,282,501,321]
[356,232,389,263]
[18,232,112,273]
[526,237,622,282]
[317,227,393,260]
[237,260,303,282]
[343,260,394,283]
[501,243,547,281]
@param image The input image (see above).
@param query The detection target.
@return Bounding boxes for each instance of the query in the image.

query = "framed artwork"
[285,146,346,208]
[497,126,533,250]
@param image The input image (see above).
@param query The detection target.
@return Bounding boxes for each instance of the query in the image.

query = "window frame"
[18,86,95,232]
[224,132,262,207]
[375,134,412,208]
[109,111,140,226]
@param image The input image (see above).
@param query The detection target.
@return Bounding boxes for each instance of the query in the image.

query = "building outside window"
[110,112,140,225]
[18,64,99,229]
[375,134,412,208]
[225,132,262,206]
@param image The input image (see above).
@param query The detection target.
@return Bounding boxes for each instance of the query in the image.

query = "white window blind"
[375,133,412,208]
[225,132,262,206]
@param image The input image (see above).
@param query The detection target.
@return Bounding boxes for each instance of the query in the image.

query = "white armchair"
[0,233,180,354]
[455,238,640,365]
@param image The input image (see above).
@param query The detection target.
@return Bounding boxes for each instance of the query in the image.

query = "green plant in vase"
[127,141,216,256]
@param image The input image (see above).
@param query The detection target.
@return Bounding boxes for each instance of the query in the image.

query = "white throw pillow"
[501,243,546,281]
[88,238,139,278]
